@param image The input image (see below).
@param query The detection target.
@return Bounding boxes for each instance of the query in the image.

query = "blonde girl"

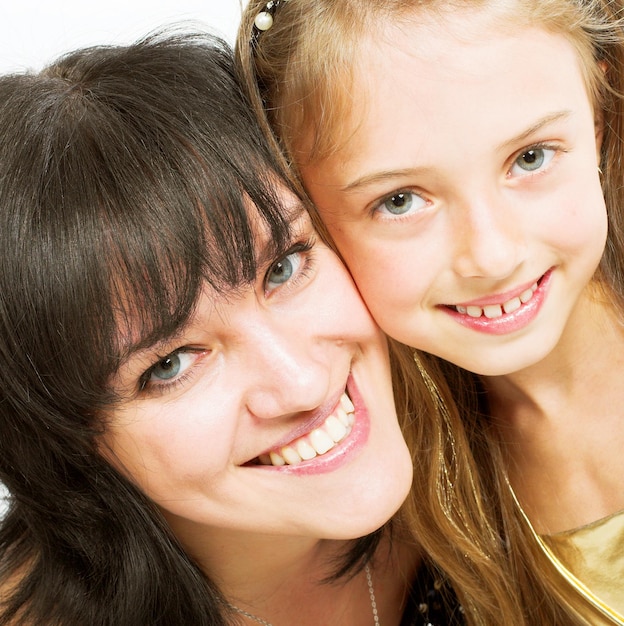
[237,0,624,624]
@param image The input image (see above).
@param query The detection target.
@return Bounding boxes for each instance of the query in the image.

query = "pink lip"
[455,275,541,308]
[444,269,553,336]
[265,388,344,453]
[251,375,369,475]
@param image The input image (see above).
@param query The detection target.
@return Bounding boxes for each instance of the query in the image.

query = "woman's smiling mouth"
[255,392,355,466]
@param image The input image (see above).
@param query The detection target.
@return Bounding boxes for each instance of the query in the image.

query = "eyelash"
[263,238,316,295]
[508,142,564,177]
[369,189,430,222]
[138,348,207,396]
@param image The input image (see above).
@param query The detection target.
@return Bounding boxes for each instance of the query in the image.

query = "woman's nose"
[239,320,332,421]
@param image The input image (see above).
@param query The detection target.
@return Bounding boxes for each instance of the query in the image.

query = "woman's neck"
[483,284,624,533]
[165,516,419,625]
[166,514,338,595]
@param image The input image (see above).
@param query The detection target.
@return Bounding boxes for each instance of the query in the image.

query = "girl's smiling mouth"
[453,283,539,319]
[442,269,553,335]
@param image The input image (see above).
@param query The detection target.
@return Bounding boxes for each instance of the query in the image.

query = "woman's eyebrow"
[118,201,309,365]
[255,200,308,267]
[117,332,185,367]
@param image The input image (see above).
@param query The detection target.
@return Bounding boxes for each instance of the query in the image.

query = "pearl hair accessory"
[253,0,290,33]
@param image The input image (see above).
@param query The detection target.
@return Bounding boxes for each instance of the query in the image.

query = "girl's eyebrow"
[496,110,572,152]
[341,167,435,193]
[340,111,574,194]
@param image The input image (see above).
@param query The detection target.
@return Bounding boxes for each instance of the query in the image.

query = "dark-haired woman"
[0,32,469,626]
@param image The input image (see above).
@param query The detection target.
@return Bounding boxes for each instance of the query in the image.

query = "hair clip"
[253,0,289,33]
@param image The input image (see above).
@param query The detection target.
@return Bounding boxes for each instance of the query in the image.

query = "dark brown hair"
[0,31,300,625]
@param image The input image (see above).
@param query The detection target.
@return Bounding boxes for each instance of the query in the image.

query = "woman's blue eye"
[138,349,204,393]
[266,252,302,291]
[148,351,197,384]
[510,147,555,175]
[376,191,427,216]
[150,354,182,381]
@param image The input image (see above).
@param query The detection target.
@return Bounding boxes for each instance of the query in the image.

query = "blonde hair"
[237,1,624,623]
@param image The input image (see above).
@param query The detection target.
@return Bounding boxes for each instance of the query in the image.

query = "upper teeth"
[258,393,355,467]
[455,282,537,318]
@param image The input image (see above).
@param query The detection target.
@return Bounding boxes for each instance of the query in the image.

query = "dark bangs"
[0,33,292,425]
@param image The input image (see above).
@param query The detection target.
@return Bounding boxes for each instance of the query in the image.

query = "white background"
[0,0,249,510]
[0,0,248,74]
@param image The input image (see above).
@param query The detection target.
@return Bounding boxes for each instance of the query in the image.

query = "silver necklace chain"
[224,562,380,626]
[365,562,380,626]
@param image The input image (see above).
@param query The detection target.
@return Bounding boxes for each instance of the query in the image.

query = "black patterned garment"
[401,562,465,626]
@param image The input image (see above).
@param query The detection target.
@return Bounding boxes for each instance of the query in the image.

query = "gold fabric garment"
[542,510,624,625]
[509,484,624,625]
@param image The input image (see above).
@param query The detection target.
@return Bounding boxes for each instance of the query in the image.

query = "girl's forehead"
[350,2,598,112]
[295,1,550,161]
[370,1,544,48]
[302,10,596,192]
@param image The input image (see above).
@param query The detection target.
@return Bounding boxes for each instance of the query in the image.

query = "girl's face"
[300,8,607,376]
[101,197,412,545]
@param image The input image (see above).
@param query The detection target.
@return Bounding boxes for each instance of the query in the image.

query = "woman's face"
[101,195,412,544]
[300,8,607,376]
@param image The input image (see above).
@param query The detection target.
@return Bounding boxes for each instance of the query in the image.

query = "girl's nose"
[452,195,525,280]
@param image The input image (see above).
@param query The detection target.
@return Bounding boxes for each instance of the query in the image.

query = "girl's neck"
[482,283,624,532]
[484,283,623,421]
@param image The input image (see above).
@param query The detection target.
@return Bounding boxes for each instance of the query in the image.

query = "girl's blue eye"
[384,192,413,215]
[266,251,302,291]
[376,191,428,216]
[510,147,555,175]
